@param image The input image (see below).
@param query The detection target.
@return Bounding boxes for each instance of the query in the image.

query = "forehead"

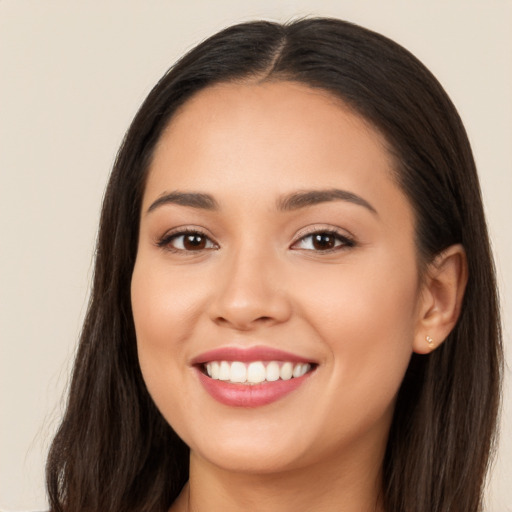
[154,80,390,166]
[144,81,405,217]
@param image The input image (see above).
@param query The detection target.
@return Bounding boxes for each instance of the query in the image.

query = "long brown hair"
[46,18,502,512]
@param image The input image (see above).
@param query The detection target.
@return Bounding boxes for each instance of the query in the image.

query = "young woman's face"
[131,81,424,474]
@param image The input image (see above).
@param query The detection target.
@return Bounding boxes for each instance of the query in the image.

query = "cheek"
[296,253,419,418]
[131,258,207,346]
[130,264,205,438]
[130,259,202,394]
[299,249,419,338]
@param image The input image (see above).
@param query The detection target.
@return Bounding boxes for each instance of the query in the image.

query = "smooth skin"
[131,81,467,512]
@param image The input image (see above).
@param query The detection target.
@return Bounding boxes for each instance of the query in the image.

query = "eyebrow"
[276,189,377,215]
[147,191,219,214]
[146,188,377,215]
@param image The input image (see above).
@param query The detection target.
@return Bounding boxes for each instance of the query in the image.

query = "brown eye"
[182,233,207,250]
[292,230,355,252]
[312,233,336,250]
[159,231,217,252]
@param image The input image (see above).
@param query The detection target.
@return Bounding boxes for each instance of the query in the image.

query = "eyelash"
[157,228,356,254]
[157,228,218,253]
[292,229,355,253]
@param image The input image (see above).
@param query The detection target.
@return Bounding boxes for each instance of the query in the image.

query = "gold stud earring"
[426,335,434,349]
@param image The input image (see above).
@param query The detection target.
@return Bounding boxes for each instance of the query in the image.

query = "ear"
[413,244,468,354]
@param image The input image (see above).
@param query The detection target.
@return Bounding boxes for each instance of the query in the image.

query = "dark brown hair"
[46,18,502,512]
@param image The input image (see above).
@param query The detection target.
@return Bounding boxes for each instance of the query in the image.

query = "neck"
[172,442,386,512]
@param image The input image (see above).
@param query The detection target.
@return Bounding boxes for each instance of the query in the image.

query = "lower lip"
[196,368,313,408]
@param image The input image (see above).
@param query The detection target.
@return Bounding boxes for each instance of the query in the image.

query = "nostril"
[214,315,274,328]
[210,291,293,330]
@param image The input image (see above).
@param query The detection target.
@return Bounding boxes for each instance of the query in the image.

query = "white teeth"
[204,360,313,384]
[280,362,293,380]
[211,361,219,379]
[293,363,306,378]
[230,362,247,383]
[266,361,280,382]
[247,361,266,384]
[219,361,230,381]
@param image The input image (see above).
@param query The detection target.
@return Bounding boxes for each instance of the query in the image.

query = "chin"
[193,439,309,475]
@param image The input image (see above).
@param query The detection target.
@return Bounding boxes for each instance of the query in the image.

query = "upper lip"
[190,346,317,366]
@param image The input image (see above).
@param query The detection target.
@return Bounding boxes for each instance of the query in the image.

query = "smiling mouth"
[201,360,315,385]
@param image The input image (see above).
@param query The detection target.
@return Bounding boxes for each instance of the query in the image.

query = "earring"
[426,335,434,349]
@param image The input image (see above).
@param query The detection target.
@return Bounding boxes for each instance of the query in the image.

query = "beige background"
[1,1,511,510]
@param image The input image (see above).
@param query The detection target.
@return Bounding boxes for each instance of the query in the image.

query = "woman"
[46,18,502,512]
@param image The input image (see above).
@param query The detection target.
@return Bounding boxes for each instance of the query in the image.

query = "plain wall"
[1,1,511,510]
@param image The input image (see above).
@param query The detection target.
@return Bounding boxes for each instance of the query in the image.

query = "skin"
[131,81,467,512]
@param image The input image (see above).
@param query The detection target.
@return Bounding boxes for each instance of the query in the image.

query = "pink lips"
[192,346,316,408]
[191,346,312,365]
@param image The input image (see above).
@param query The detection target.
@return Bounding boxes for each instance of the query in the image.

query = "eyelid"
[290,225,356,251]
[156,225,219,252]
[155,224,355,253]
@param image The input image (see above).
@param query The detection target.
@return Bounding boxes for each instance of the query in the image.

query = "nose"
[209,249,292,331]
